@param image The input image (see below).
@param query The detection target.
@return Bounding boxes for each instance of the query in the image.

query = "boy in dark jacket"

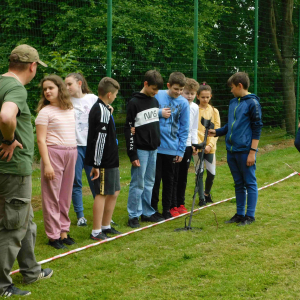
[86,77,122,240]
[209,72,263,226]
[125,70,166,228]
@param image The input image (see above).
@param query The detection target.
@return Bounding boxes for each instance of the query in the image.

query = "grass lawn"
[11,128,300,299]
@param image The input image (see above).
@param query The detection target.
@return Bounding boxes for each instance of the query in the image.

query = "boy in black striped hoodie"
[125,70,168,228]
[86,77,121,240]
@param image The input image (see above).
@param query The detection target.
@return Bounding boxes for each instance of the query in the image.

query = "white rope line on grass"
[10,171,299,276]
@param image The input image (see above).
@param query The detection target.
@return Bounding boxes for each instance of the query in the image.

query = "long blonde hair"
[37,74,73,112]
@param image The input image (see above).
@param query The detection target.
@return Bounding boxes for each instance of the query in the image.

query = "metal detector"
[175,117,214,232]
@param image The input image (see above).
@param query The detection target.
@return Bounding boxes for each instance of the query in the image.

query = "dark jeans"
[151,153,175,213]
[227,151,258,217]
[171,146,193,208]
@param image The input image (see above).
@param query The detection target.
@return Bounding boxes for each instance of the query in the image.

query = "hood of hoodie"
[132,92,153,100]
[238,93,260,102]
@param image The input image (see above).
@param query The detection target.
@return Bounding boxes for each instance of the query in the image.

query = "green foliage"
[45,51,82,78]
[0,0,299,129]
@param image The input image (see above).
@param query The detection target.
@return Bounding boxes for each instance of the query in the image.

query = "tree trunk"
[267,0,296,134]
[281,0,296,134]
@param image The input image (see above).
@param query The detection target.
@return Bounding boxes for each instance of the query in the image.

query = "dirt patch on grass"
[31,195,43,212]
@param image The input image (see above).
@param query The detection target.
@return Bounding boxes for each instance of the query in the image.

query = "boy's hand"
[204,145,211,154]
[107,104,114,114]
[247,152,256,166]
[90,167,99,180]
[0,140,23,162]
[162,108,171,119]
[208,129,216,137]
[131,159,140,167]
[131,127,135,135]
[44,163,55,180]
[175,155,182,163]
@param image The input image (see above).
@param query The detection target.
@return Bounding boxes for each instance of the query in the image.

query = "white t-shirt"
[71,94,98,146]
[186,102,199,147]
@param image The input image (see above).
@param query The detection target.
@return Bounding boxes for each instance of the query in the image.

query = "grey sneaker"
[1,284,31,297]
[24,268,53,284]
[90,232,108,241]
[77,217,87,227]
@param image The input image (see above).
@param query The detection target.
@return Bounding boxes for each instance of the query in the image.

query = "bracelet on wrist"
[2,137,16,146]
[250,147,258,152]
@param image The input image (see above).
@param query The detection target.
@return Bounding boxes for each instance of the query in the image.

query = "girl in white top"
[171,78,200,215]
[65,73,98,227]
[36,75,77,249]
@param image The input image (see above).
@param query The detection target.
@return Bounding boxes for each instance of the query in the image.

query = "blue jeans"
[227,151,258,218]
[72,146,96,219]
[127,149,157,219]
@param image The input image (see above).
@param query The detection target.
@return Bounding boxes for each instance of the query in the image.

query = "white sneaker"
[77,217,87,227]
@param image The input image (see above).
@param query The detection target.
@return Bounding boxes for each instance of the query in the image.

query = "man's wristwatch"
[250,147,258,152]
[2,138,16,145]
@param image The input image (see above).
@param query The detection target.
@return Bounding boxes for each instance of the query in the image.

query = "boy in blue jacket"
[151,72,190,219]
[209,72,263,226]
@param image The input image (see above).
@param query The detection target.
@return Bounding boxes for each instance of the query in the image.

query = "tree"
[266,0,296,134]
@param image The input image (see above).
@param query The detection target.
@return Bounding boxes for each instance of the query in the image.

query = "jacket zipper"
[229,98,240,152]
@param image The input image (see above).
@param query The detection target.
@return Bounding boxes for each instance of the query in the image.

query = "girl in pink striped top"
[35,75,78,250]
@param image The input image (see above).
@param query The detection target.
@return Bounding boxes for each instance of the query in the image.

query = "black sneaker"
[237,215,255,226]
[141,213,164,222]
[204,194,213,203]
[102,227,122,235]
[61,235,76,245]
[47,238,68,250]
[1,284,31,297]
[24,268,53,284]
[198,199,206,206]
[154,211,164,219]
[128,217,140,228]
[162,211,172,220]
[225,213,244,224]
[90,232,108,241]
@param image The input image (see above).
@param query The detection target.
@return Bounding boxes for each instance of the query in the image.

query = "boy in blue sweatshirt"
[151,72,190,219]
[209,72,263,226]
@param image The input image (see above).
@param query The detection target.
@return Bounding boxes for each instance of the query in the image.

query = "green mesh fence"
[1,0,299,149]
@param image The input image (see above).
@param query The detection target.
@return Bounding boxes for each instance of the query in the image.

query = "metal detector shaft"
[187,120,212,228]
[175,117,214,231]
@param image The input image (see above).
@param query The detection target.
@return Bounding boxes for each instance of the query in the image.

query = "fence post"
[254,0,258,94]
[296,6,300,134]
[193,0,198,81]
[107,0,112,77]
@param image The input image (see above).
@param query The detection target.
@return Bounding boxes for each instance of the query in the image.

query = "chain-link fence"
[1,0,299,147]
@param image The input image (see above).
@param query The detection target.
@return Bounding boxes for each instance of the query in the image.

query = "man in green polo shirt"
[0,45,53,297]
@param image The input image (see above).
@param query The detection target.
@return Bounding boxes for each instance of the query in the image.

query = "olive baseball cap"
[10,44,47,67]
